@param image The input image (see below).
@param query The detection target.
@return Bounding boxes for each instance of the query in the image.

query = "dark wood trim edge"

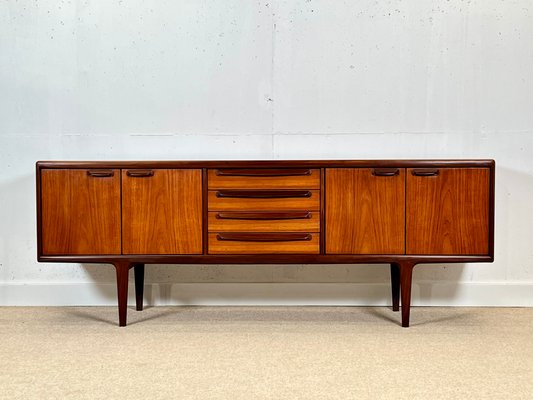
[38,254,493,265]
[36,162,43,258]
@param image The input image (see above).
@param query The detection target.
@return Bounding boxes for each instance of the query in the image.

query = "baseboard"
[1,282,532,306]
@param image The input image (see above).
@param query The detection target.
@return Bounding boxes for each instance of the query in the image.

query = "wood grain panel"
[208,211,320,232]
[41,169,121,255]
[122,169,202,254]
[325,168,405,254]
[208,232,319,254]
[208,168,320,189]
[208,190,320,211]
[406,168,490,255]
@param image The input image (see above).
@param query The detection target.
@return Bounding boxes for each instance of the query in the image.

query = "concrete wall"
[1,0,532,306]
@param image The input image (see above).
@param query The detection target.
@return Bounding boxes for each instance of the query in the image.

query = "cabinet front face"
[406,168,490,255]
[122,169,203,255]
[325,168,405,254]
[40,169,121,255]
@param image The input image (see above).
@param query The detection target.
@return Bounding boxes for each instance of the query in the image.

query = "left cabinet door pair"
[40,169,203,255]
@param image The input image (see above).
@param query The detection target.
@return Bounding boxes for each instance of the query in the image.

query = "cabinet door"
[122,169,203,254]
[406,168,490,255]
[326,168,405,254]
[41,169,121,255]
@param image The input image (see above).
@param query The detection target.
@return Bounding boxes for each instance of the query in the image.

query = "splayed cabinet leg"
[390,263,400,312]
[113,262,131,327]
[134,263,145,311]
[399,262,416,328]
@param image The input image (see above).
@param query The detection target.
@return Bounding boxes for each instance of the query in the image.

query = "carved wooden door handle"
[372,168,400,177]
[87,170,114,178]
[411,169,440,177]
[126,170,155,178]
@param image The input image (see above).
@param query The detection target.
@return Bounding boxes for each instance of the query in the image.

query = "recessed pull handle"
[126,170,155,178]
[216,211,312,220]
[87,170,114,178]
[372,168,400,177]
[216,233,313,242]
[412,169,440,177]
[215,169,312,177]
[215,190,312,199]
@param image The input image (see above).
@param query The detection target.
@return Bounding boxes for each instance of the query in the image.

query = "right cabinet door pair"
[325,168,490,255]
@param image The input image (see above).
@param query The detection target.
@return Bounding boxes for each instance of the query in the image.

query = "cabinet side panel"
[406,168,490,255]
[122,169,203,255]
[41,169,121,255]
[325,168,405,254]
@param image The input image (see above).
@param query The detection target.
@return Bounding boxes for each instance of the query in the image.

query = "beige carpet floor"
[0,306,532,399]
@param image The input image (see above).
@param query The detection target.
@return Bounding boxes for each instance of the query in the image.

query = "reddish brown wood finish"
[36,159,495,328]
[390,263,400,312]
[113,261,132,327]
[326,168,405,254]
[208,211,320,232]
[208,232,320,254]
[134,263,145,311]
[208,190,320,211]
[122,169,203,254]
[399,262,416,327]
[208,168,320,189]
[406,168,490,255]
[41,169,121,255]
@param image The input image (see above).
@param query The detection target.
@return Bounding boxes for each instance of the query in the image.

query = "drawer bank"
[36,160,495,327]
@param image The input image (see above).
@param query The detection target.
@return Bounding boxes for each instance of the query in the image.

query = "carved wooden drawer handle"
[412,169,440,177]
[215,211,312,220]
[372,168,400,177]
[216,233,313,242]
[126,170,155,178]
[215,190,312,199]
[215,169,312,177]
[87,170,114,178]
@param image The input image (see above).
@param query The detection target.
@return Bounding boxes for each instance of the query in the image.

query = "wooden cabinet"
[40,169,121,255]
[122,169,202,255]
[36,160,495,328]
[326,168,405,254]
[406,168,490,255]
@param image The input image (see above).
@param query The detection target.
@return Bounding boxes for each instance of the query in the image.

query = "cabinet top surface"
[36,159,495,169]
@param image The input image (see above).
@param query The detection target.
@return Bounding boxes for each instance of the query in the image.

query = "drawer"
[208,168,320,189]
[208,190,320,211]
[208,232,320,254]
[208,211,320,232]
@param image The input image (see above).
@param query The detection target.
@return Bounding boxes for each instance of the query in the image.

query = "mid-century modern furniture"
[36,160,495,327]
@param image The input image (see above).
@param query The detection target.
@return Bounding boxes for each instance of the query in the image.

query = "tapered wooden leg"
[399,262,416,328]
[113,262,131,327]
[390,263,400,312]
[134,263,145,311]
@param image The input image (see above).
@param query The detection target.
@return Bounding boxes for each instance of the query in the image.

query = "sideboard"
[36,160,495,327]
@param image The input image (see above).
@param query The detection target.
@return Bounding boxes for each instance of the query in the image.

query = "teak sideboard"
[36,160,495,327]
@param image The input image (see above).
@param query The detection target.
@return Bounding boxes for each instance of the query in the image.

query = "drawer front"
[208,190,320,211]
[208,168,320,189]
[208,211,320,232]
[208,232,320,254]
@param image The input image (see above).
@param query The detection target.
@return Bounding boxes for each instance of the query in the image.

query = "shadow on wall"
[82,262,467,306]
